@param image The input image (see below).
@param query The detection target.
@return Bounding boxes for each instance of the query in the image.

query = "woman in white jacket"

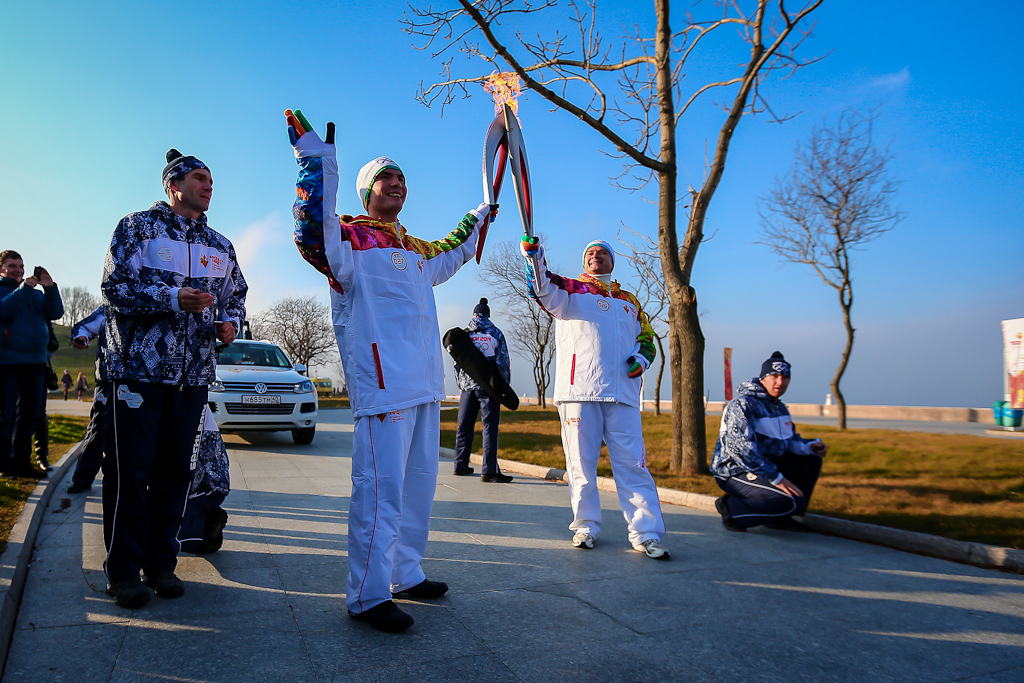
[523,237,669,560]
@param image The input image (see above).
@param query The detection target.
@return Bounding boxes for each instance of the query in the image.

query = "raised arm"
[287,109,347,292]
[522,237,571,319]
[414,203,490,286]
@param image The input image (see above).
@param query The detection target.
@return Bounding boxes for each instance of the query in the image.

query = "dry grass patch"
[442,406,1024,549]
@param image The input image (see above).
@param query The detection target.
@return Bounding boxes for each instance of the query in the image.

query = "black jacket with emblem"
[100,201,247,385]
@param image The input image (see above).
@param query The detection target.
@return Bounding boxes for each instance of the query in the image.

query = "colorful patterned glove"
[285,108,335,158]
[520,235,539,258]
[627,355,644,378]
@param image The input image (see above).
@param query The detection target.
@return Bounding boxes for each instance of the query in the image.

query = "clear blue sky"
[2,1,1020,408]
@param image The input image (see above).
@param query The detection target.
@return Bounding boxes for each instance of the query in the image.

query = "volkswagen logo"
[254,383,268,394]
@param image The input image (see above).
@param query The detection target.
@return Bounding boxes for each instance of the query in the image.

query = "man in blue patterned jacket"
[99,149,247,608]
[711,351,828,532]
[453,298,513,482]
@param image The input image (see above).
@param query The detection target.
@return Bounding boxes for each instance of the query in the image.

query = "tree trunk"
[668,290,708,474]
[832,283,854,430]
[654,335,666,416]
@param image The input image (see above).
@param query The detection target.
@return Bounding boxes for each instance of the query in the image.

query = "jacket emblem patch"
[596,299,610,311]
[157,247,173,262]
[391,252,408,270]
[746,472,758,481]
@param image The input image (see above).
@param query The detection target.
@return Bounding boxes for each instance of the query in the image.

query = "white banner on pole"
[1001,318,1024,408]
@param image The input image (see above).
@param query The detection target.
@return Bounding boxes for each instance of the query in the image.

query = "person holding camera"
[0,250,64,477]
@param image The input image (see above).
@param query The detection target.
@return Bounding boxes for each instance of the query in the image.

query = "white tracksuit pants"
[346,402,440,614]
[557,401,666,546]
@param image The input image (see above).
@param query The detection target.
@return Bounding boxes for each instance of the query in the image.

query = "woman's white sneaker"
[633,538,671,560]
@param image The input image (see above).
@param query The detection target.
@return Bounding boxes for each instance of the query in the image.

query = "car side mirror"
[295,363,307,375]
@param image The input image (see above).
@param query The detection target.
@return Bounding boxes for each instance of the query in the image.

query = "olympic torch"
[478,72,535,266]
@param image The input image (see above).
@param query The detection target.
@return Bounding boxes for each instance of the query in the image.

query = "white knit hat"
[356,156,403,211]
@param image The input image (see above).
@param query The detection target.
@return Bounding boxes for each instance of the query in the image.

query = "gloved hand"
[469,202,492,224]
[520,235,539,258]
[627,355,646,378]
[285,108,335,159]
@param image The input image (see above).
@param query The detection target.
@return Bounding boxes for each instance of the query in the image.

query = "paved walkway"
[4,409,1023,682]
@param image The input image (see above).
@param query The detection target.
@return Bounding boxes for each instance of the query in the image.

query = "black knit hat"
[162,148,210,190]
[473,298,490,317]
[759,351,791,379]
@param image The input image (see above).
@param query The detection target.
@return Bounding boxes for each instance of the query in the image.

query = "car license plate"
[242,395,281,405]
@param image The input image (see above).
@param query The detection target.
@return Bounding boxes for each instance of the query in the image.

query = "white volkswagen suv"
[208,340,318,444]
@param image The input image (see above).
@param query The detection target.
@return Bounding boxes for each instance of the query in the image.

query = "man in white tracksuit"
[286,109,492,632]
[522,237,670,559]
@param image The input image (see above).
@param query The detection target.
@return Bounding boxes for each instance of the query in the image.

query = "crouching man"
[711,352,827,532]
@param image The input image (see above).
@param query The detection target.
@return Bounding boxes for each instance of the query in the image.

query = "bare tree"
[759,109,903,429]
[59,286,99,327]
[478,239,557,407]
[619,231,669,414]
[248,295,338,377]
[403,0,824,473]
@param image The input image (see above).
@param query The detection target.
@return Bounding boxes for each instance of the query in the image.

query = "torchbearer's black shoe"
[453,467,475,476]
[106,577,151,608]
[392,579,448,600]
[715,496,746,533]
[142,571,185,599]
[481,472,514,483]
[67,481,92,493]
[348,600,414,632]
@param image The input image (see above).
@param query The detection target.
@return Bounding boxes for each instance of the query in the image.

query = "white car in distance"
[208,340,318,444]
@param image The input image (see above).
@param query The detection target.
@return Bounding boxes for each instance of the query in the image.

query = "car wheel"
[292,427,315,445]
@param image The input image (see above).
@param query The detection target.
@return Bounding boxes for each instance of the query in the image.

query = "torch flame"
[484,71,523,116]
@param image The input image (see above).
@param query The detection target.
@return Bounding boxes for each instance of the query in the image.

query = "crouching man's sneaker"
[105,577,151,608]
[348,600,414,633]
[142,571,185,599]
[392,579,448,600]
[633,538,671,560]
[571,532,595,549]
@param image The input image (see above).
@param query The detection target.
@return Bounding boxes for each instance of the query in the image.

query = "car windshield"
[218,344,292,368]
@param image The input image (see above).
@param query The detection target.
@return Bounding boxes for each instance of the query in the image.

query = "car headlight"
[210,379,225,393]
[295,380,314,394]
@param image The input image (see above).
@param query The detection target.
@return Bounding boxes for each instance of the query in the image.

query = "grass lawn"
[0,414,88,553]
[441,406,1024,550]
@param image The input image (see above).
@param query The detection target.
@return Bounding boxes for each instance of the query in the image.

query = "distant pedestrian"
[76,372,89,400]
[452,298,513,483]
[61,370,72,400]
[711,351,828,532]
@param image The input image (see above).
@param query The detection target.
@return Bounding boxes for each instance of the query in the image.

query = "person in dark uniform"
[67,305,110,494]
[99,149,246,608]
[452,298,513,482]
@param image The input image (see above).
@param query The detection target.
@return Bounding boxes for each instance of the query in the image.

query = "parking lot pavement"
[4,408,1023,683]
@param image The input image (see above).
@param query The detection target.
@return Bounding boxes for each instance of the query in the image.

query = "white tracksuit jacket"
[525,249,658,408]
[292,149,486,419]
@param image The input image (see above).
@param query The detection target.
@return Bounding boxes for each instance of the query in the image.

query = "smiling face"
[1,256,24,283]
[168,168,214,219]
[366,168,407,222]
[760,373,791,398]
[583,245,613,276]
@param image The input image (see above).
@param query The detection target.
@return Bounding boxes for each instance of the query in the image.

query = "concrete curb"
[440,447,1024,574]
[0,442,82,680]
